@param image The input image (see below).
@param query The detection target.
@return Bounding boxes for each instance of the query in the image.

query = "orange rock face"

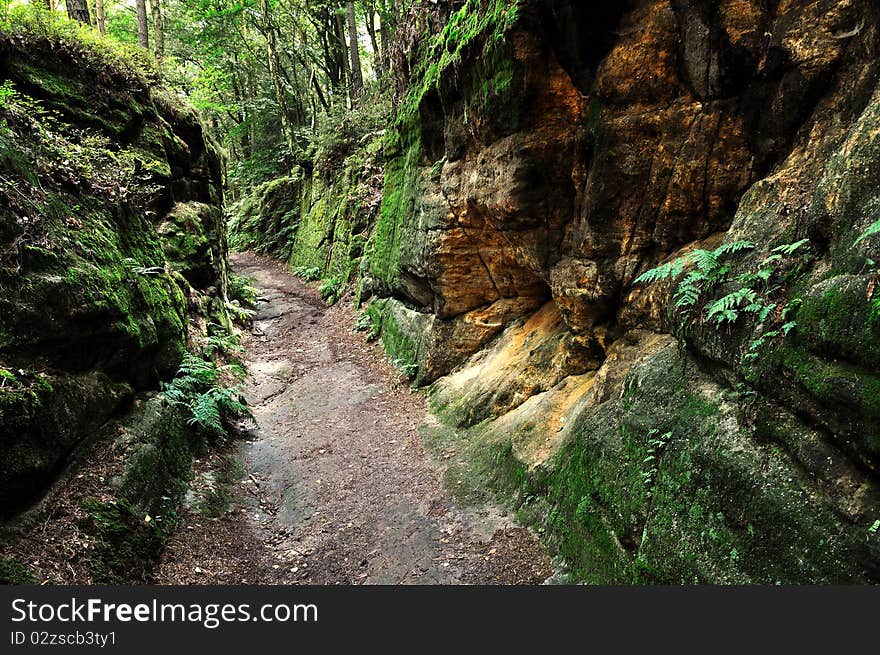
[385,0,877,384]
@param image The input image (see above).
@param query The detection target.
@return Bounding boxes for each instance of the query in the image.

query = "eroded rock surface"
[361,0,880,582]
[0,33,228,512]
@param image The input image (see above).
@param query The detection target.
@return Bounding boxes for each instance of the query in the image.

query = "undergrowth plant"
[855,219,880,246]
[292,266,322,281]
[227,273,258,323]
[354,310,380,341]
[634,240,756,330]
[161,329,251,438]
[636,238,812,363]
[319,276,342,304]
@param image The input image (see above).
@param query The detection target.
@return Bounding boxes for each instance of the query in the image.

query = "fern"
[672,271,703,311]
[715,240,755,256]
[705,288,758,325]
[319,277,343,303]
[292,266,322,281]
[686,249,719,272]
[124,257,164,277]
[634,259,683,284]
[856,219,880,245]
[161,350,252,437]
[771,238,810,255]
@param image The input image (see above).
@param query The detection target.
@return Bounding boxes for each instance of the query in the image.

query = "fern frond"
[771,238,810,255]
[705,288,757,325]
[672,271,703,310]
[715,240,755,256]
[686,249,718,273]
[855,219,880,245]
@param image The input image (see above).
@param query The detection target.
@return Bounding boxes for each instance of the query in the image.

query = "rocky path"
[156,252,550,584]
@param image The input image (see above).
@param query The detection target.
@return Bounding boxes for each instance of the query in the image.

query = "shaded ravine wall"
[235,0,880,582]
[0,28,230,526]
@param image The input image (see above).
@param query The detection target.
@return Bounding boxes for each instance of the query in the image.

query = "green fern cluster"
[292,266,322,281]
[202,325,245,361]
[855,219,880,246]
[161,351,251,437]
[354,311,379,341]
[635,240,755,321]
[319,277,343,304]
[636,238,812,360]
[228,273,258,306]
[642,430,672,498]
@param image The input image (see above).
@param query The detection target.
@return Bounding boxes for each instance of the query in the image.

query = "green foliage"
[705,288,759,326]
[397,0,521,126]
[635,240,755,327]
[0,557,35,584]
[293,265,323,281]
[855,219,880,246]
[161,346,251,438]
[641,430,672,495]
[637,238,816,367]
[319,276,343,304]
[0,5,156,86]
[228,273,259,307]
[227,273,259,323]
[355,310,380,341]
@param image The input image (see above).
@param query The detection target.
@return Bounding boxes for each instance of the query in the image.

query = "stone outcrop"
[224,0,880,582]
[0,31,228,513]
[362,0,880,582]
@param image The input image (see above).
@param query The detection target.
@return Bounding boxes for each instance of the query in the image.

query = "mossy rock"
[80,497,175,584]
[0,370,132,515]
[797,274,880,369]
[110,394,194,516]
[158,202,218,288]
[0,557,35,585]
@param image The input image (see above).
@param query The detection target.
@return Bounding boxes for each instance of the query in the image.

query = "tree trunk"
[378,14,390,74]
[335,11,350,100]
[151,0,165,59]
[95,0,106,34]
[346,1,364,99]
[260,0,296,161]
[136,0,149,50]
[364,8,383,77]
[66,0,91,24]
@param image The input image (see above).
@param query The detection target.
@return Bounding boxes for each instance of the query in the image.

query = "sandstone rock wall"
[367,0,880,582]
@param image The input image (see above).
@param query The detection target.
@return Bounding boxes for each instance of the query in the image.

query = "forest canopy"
[0,0,407,194]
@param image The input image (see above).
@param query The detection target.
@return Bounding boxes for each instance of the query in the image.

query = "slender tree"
[151,0,165,59]
[364,5,382,77]
[260,0,296,160]
[94,0,106,34]
[335,9,350,98]
[346,1,363,99]
[136,0,149,49]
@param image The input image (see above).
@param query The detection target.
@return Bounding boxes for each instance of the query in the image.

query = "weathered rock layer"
[362,0,880,582]
[0,31,228,513]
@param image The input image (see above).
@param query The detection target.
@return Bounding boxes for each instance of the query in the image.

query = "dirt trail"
[156,252,551,584]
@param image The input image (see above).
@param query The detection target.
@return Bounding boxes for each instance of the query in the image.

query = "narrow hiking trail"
[156,252,551,584]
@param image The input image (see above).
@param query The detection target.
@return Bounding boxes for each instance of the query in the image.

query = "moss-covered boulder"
[0,23,229,512]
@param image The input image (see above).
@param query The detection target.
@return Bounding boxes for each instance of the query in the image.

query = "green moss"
[396,0,521,126]
[81,497,176,583]
[368,134,424,291]
[797,275,880,368]
[369,299,428,379]
[0,557,35,584]
[426,344,875,583]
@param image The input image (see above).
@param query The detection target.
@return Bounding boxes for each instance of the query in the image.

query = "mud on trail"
[156,252,551,584]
